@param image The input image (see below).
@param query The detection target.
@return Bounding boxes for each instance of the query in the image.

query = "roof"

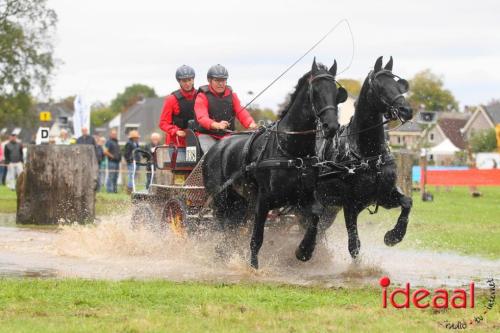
[391,121,423,133]
[437,111,470,121]
[437,117,468,149]
[484,103,500,124]
[119,97,165,142]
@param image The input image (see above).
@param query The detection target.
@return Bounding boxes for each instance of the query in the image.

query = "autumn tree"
[110,84,157,114]
[0,0,57,127]
[338,79,361,97]
[408,69,458,111]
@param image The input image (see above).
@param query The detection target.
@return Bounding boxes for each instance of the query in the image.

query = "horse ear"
[384,56,393,71]
[311,57,319,74]
[374,56,383,73]
[329,59,337,76]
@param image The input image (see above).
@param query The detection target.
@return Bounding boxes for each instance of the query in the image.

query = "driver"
[159,65,197,147]
[194,64,257,153]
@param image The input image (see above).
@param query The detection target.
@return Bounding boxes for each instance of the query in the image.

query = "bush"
[469,128,497,153]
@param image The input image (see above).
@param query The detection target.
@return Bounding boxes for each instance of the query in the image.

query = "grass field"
[0,186,130,216]
[0,279,498,333]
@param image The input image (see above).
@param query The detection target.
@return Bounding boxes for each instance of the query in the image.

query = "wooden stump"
[16,145,98,224]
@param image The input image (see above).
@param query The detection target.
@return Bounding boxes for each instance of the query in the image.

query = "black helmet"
[175,65,195,81]
[207,64,228,79]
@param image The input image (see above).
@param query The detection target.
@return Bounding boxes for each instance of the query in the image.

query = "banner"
[423,169,500,186]
[73,95,90,138]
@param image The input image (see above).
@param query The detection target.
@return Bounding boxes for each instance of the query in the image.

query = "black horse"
[316,56,414,260]
[202,59,347,269]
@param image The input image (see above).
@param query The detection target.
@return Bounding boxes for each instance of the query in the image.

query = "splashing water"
[1,213,499,288]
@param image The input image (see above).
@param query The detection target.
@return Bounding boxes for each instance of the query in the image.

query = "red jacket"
[194,85,254,139]
[159,89,197,147]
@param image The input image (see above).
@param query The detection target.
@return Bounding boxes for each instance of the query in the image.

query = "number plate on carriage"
[174,174,186,185]
[186,147,197,162]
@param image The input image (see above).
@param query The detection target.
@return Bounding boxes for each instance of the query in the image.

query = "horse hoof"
[295,247,313,262]
[250,257,259,269]
[384,229,403,246]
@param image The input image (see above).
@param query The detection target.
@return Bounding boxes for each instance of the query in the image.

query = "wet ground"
[1,213,499,288]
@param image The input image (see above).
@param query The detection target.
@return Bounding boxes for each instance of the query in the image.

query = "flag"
[73,95,91,138]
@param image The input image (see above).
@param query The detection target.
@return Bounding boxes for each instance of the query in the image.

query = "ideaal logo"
[380,276,475,309]
[379,276,496,330]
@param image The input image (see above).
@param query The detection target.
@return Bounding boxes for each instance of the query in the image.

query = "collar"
[180,88,196,99]
[208,85,230,97]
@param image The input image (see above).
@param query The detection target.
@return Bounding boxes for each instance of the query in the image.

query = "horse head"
[308,58,347,137]
[366,56,413,122]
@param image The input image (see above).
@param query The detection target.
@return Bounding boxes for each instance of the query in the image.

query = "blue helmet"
[175,65,195,81]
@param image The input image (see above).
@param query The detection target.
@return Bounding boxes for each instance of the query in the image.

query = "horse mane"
[278,63,329,119]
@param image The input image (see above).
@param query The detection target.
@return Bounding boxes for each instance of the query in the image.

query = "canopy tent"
[426,138,460,155]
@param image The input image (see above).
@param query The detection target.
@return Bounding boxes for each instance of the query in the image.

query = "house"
[388,121,423,149]
[105,97,165,144]
[461,104,500,140]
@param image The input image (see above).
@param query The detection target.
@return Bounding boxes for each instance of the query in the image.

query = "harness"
[211,71,340,195]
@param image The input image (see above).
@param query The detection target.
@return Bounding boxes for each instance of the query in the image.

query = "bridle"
[368,69,409,123]
[309,72,340,119]
[335,70,410,138]
[272,72,341,136]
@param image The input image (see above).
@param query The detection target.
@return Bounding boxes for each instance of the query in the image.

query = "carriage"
[130,128,295,236]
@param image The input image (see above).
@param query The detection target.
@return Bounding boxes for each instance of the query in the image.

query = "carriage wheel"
[131,202,156,231]
[163,199,188,237]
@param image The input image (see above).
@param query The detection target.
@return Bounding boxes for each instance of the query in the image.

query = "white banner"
[73,95,91,138]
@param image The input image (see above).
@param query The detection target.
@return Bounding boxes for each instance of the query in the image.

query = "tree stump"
[16,145,98,224]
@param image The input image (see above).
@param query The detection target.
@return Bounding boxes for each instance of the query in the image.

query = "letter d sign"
[36,127,50,144]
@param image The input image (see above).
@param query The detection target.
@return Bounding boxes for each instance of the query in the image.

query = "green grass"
[0,279,498,333]
[0,186,130,216]
[354,186,500,259]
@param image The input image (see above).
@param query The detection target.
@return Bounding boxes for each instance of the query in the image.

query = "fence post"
[393,150,414,197]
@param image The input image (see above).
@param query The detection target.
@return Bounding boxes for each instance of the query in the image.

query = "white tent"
[427,138,460,155]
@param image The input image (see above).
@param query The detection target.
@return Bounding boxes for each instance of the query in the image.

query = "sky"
[48,0,500,111]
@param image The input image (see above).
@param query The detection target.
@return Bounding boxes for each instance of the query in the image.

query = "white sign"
[476,153,500,169]
[35,127,50,145]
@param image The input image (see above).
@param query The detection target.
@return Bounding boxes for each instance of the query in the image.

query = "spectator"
[96,136,107,192]
[4,133,24,190]
[104,129,121,193]
[144,132,161,189]
[0,136,9,185]
[0,135,6,186]
[56,129,71,145]
[124,130,140,194]
[76,127,96,145]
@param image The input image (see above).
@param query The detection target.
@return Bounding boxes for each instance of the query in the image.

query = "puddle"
[0,215,498,288]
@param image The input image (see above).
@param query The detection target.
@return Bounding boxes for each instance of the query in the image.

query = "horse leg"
[383,188,412,246]
[250,194,269,269]
[295,199,322,262]
[295,214,319,262]
[344,204,361,260]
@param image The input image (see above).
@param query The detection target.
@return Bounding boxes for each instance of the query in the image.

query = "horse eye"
[397,79,409,93]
